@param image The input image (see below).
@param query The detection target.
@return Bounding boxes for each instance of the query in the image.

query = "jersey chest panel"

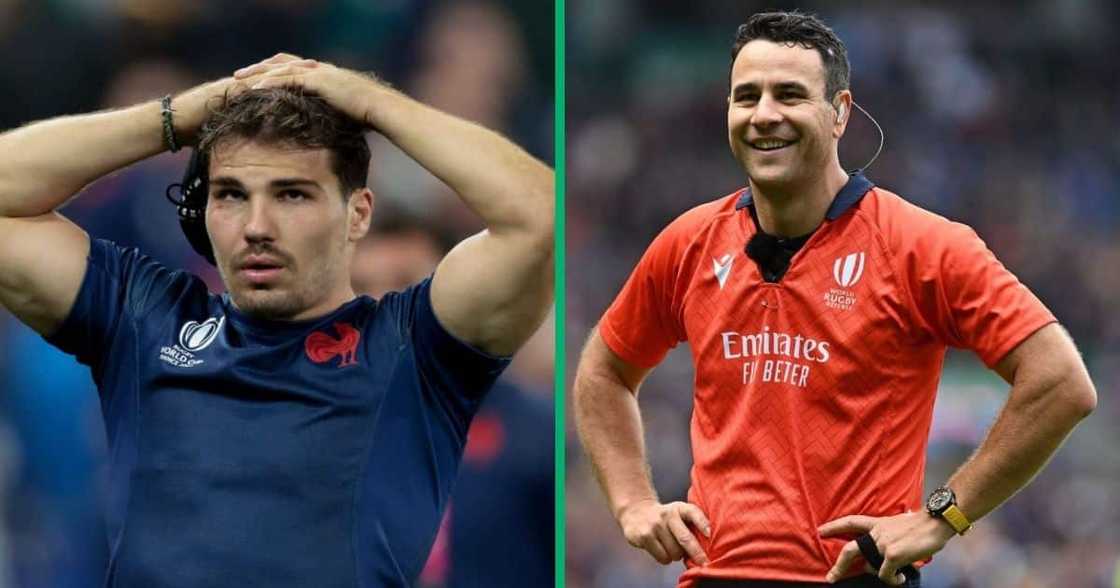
[135,310,397,474]
[678,215,916,441]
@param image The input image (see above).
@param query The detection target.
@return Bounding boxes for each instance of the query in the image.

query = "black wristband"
[856,534,885,570]
[855,533,920,582]
[161,94,180,153]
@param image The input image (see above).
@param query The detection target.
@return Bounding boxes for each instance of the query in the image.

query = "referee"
[573,11,1095,588]
[0,53,552,587]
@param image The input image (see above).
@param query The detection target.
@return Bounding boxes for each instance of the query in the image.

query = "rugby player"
[0,53,552,586]
[573,11,1095,588]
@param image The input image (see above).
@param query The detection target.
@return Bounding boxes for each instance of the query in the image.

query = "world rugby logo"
[178,316,225,352]
[832,252,865,288]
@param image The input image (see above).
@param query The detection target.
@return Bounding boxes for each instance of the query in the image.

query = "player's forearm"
[363,86,553,243]
[946,363,1095,523]
[0,101,166,218]
[573,364,659,520]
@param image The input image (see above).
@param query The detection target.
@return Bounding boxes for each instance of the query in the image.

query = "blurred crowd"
[567,1,1118,587]
[0,1,553,587]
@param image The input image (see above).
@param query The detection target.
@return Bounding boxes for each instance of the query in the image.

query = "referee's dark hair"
[731,11,850,102]
[198,87,371,196]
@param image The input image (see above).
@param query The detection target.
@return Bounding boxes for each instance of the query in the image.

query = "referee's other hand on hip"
[618,499,713,566]
[819,512,953,585]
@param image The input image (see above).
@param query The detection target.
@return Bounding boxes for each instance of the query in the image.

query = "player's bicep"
[0,213,89,336]
[430,228,552,357]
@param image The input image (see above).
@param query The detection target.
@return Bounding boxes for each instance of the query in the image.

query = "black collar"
[735,172,875,220]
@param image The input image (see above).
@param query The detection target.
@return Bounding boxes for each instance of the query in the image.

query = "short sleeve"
[45,239,197,382]
[906,223,1056,367]
[600,221,689,369]
[389,278,511,429]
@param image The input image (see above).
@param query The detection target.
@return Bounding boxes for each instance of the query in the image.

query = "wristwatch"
[926,486,972,535]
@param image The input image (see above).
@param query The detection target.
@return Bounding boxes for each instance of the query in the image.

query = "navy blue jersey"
[443,382,553,588]
[46,239,510,587]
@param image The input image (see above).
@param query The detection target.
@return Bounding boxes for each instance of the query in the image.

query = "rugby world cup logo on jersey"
[833,252,865,287]
[160,316,225,368]
[824,251,864,311]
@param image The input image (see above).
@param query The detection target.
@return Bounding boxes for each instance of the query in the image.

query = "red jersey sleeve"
[906,221,1056,367]
[600,215,696,368]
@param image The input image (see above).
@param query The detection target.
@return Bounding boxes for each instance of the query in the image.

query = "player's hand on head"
[169,76,254,146]
[166,52,334,149]
[232,53,320,81]
[617,499,712,566]
[233,53,382,128]
[818,511,955,585]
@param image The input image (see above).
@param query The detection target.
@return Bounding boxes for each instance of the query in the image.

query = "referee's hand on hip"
[818,512,956,585]
[617,499,712,566]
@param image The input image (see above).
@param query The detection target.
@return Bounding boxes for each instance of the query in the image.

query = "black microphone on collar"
[745,232,797,283]
[745,232,783,265]
[743,101,884,282]
[744,200,811,283]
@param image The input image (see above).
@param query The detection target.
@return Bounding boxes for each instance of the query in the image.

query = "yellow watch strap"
[942,504,972,535]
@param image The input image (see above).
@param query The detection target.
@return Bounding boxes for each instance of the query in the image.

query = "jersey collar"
[735,172,875,220]
[220,293,371,342]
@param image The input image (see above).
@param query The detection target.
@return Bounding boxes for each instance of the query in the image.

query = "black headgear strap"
[165,149,215,265]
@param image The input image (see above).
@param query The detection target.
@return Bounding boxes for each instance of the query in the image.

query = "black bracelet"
[856,534,886,570]
[161,94,180,153]
[855,533,920,582]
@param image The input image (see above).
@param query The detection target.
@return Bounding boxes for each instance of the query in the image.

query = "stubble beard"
[741,140,832,194]
[221,258,337,321]
[742,152,796,188]
[230,287,312,321]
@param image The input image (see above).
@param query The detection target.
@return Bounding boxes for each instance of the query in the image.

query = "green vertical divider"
[554,0,566,585]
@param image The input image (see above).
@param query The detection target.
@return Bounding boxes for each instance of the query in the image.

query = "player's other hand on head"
[170,76,255,147]
[167,54,317,149]
[232,53,380,128]
[617,499,712,566]
[233,52,320,83]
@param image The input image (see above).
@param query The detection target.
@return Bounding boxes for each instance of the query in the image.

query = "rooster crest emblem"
[304,322,361,367]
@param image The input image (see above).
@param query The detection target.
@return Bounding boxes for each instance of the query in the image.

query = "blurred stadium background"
[0,1,553,586]
[567,1,1118,587]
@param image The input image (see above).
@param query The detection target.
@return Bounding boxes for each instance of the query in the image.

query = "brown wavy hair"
[197,87,371,195]
[731,11,850,101]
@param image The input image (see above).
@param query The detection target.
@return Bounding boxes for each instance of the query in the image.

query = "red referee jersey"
[599,174,1055,585]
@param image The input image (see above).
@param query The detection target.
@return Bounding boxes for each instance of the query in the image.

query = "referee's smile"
[726,38,849,191]
[747,137,798,152]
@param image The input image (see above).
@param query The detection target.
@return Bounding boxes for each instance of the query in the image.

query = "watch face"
[928,488,953,511]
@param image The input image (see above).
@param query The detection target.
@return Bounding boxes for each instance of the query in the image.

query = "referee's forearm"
[573,364,659,520]
[946,366,1095,523]
[0,101,166,218]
